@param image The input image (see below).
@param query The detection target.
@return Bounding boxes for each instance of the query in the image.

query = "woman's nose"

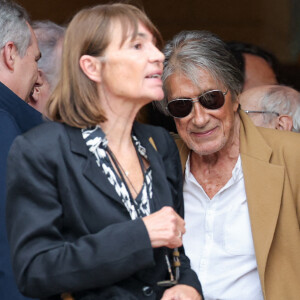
[149,44,165,63]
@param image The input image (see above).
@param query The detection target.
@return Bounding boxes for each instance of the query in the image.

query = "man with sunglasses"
[156,30,300,300]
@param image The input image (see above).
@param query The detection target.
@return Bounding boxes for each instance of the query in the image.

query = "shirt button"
[200,259,207,266]
[142,286,153,297]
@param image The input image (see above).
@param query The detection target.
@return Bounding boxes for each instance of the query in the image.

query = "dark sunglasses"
[157,248,180,287]
[166,89,228,118]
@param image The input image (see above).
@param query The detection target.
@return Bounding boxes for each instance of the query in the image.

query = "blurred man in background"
[227,41,279,91]
[28,20,65,114]
[240,85,300,132]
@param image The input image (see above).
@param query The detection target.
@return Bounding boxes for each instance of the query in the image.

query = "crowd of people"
[0,1,299,300]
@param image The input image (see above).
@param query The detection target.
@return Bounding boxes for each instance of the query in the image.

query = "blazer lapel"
[174,135,190,173]
[133,123,174,213]
[239,111,284,290]
[65,125,125,205]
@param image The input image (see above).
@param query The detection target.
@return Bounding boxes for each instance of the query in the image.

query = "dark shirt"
[0,81,42,300]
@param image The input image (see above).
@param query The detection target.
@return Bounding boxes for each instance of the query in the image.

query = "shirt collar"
[186,154,243,184]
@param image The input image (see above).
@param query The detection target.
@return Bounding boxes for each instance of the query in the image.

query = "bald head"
[243,54,278,91]
[239,85,300,132]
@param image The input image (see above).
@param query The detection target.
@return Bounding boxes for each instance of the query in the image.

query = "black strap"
[106,146,145,218]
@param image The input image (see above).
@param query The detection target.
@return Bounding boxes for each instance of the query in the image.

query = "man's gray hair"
[32,20,65,91]
[260,85,300,132]
[156,30,243,114]
[0,0,31,57]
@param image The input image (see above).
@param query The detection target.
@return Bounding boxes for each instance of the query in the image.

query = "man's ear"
[3,42,18,71]
[275,115,293,131]
[79,55,102,83]
[233,95,240,112]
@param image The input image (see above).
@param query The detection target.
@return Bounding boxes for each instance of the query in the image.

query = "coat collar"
[133,122,175,212]
[65,125,120,206]
[239,110,284,292]
[65,122,172,213]
[0,81,43,132]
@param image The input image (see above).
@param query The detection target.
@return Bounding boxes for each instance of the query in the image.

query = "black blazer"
[6,121,202,300]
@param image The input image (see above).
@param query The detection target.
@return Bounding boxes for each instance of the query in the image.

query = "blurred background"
[18,0,300,89]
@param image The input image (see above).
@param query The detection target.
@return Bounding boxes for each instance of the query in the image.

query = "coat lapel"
[133,122,175,213]
[66,123,173,212]
[239,111,284,290]
[65,125,125,205]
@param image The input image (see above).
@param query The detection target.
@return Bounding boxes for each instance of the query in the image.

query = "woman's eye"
[134,43,142,50]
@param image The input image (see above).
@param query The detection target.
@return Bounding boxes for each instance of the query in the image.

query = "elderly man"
[28,21,65,114]
[157,30,300,300]
[0,1,42,299]
[239,84,300,132]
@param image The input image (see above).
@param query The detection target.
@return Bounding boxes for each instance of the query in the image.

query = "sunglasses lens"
[200,90,225,110]
[167,99,193,118]
[167,90,226,118]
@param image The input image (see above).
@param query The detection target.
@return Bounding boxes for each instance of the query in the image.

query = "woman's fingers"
[143,206,185,248]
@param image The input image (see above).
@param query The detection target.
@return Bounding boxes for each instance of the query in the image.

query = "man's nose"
[192,102,210,126]
[35,69,43,87]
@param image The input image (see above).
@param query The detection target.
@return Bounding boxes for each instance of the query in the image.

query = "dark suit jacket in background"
[6,121,202,300]
[0,82,42,300]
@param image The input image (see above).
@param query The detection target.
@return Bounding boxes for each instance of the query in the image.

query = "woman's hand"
[142,206,185,248]
[161,284,202,300]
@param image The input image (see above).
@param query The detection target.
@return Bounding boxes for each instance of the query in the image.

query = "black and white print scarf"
[82,125,152,220]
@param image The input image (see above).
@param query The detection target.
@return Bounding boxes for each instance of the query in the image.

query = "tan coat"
[175,110,300,300]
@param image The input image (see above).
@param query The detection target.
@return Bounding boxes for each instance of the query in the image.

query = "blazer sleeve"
[6,133,155,298]
[0,112,33,300]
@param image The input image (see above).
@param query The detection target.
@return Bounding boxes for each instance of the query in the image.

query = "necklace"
[106,146,142,197]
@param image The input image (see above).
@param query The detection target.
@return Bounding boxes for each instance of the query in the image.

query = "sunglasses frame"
[244,110,279,116]
[157,248,180,287]
[166,89,228,118]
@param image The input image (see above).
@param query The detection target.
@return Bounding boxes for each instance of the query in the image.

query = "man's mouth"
[146,74,161,79]
[26,89,36,104]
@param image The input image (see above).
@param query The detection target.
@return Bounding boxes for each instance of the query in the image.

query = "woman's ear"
[79,55,102,83]
[275,115,293,131]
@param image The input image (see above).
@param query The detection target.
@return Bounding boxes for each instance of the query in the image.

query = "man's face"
[243,54,277,91]
[14,23,42,101]
[28,36,64,114]
[166,70,239,156]
[239,87,269,127]
[28,70,50,114]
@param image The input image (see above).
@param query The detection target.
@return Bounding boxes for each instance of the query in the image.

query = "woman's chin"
[150,91,165,102]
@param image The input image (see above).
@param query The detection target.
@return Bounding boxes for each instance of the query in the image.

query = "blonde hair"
[47,3,163,128]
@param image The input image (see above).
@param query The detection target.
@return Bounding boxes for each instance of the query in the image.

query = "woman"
[6,4,202,300]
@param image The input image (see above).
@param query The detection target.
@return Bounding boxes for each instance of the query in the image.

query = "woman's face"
[100,21,165,104]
